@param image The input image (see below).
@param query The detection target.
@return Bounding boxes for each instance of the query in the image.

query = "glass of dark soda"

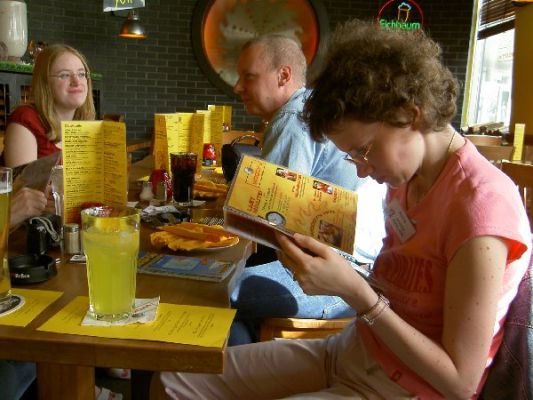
[170,152,197,206]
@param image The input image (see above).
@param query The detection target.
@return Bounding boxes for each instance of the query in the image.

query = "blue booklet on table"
[137,251,236,282]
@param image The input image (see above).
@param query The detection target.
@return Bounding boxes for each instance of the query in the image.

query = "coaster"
[0,294,25,316]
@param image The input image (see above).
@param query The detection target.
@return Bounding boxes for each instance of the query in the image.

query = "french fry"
[194,181,228,193]
[179,222,235,237]
[160,225,220,242]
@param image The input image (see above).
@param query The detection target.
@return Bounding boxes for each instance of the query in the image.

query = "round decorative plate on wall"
[192,0,329,97]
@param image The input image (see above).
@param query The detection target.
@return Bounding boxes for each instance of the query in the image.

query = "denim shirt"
[261,87,386,262]
[262,88,365,192]
[481,256,533,399]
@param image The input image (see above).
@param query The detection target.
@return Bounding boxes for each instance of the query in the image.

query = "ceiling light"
[119,10,146,39]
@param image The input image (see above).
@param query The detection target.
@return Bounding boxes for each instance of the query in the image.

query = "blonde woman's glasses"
[49,71,89,81]
[344,143,373,166]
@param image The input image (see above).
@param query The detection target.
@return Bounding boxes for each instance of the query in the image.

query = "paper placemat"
[38,296,236,348]
[0,289,63,327]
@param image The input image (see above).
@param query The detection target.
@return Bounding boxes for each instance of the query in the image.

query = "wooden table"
[0,204,253,399]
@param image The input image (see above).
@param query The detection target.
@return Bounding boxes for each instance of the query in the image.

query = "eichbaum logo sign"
[377,0,424,31]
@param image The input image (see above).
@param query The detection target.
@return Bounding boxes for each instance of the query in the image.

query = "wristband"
[360,293,390,326]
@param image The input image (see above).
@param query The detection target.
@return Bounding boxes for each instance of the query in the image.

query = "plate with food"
[150,222,239,252]
[193,180,228,199]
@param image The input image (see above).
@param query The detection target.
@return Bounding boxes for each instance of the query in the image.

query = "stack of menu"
[152,105,232,171]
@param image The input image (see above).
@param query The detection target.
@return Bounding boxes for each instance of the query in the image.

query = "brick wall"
[26,0,473,140]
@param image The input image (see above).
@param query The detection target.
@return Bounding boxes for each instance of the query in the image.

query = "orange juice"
[0,171,12,305]
[81,207,140,321]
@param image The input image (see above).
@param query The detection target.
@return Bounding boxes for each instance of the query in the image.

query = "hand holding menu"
[223,155,358,254]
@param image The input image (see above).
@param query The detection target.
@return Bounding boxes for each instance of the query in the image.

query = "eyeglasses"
[49,71,89,81]
[344,142,373,166]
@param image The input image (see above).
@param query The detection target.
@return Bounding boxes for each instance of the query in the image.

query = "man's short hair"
[242,35,307,85]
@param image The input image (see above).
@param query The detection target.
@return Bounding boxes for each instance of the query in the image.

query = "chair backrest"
[466,134,502,146]
[480,252,533,400]
[103,114,125,122]
[476,145,514,163]
[259,317,354,341]
[501,162,533,227]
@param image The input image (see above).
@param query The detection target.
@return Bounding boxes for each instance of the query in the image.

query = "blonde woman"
[3,43,95,167]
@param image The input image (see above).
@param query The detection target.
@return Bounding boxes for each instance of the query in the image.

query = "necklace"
[447,130,456,154]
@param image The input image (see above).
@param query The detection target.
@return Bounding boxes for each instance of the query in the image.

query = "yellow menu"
[223,155,358,254]
[62,121,128,223]
[513,123,526,161]
[153,113,194,171]
[38,296,236,348]
[0,289,63,327]
[153,106,232,170]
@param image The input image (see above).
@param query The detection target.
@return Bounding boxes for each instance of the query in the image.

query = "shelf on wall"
[0,61,102,80]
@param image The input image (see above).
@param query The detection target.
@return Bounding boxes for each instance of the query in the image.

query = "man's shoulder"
[277,87,311,114]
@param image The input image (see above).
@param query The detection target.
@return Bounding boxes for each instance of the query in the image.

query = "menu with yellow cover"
[223,155,358,254]
[62,121,128,223]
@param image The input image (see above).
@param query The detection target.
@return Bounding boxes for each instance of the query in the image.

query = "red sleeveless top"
[7,105,61,159]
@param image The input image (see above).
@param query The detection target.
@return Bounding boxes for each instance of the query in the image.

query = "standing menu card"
[62,121,128,223]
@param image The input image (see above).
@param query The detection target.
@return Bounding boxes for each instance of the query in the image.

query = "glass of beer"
[0,168,12,307]
[171,152,197,206]
[81,206,140,322]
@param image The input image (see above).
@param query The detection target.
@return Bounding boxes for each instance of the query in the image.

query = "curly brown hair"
[304,19,459,142]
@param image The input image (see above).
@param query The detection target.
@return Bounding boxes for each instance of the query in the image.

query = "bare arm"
[4,122,39,168]
[276,232,507,399]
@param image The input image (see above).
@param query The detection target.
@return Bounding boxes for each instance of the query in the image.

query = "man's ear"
[278,65,291,87]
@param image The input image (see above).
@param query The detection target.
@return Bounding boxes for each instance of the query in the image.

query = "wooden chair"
[476,145,514,163]
[259,317,354,341]
[465,134,502,146]
[501,161,533,227]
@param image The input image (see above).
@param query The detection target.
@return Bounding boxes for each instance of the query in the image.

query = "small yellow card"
[0,289,63,327]
[38,296,236,348]
[513,123,526,161]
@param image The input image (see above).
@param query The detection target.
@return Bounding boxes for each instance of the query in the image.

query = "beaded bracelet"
[359,293,390,326]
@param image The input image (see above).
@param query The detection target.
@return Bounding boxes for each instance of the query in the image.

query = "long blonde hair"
[31,44,96,142]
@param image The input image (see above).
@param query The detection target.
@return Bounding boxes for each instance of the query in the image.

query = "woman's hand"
[275,231,364,297]
[10,187,47,227]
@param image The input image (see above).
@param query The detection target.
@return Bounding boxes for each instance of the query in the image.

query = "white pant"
[152,322,414,399]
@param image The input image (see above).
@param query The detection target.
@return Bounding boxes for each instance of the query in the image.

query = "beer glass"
[81,206,140,321]
[0,168,12,306]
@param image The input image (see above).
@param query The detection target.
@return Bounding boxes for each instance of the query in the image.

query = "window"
[464,0,516,127]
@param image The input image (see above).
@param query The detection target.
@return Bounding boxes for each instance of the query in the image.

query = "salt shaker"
[63,223,81,255]
[139,181,154,202]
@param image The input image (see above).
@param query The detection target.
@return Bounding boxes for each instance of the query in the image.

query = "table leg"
[37,363,94,400]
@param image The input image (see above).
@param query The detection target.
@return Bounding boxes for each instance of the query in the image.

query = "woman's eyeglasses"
[344,142,373,166]
[49,71,89,81]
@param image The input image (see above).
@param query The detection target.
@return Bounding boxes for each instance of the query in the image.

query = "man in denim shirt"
[230,35,386,344]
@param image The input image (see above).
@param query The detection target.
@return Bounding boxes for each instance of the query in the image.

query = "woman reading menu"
[152,19,530,399]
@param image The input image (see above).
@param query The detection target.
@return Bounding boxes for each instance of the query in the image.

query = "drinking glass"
[171,152,197,206]
[81,206,140,322]
[0,168,13,307]
[50,165,63,222]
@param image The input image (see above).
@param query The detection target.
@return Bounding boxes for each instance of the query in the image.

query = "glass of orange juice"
[81,206,140,321]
